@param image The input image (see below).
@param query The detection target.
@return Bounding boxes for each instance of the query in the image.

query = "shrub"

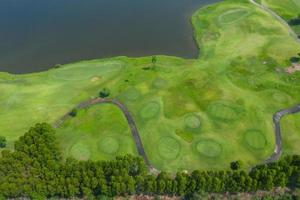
[0,136,6,148]
[230,160,243,170]
[54,64,61,69]
[99,88,110,98]
[70,108,78,117]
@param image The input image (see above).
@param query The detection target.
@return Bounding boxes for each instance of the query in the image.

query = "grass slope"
[260,0,300,20]
[260,0,300,35]
[0,0,300,171]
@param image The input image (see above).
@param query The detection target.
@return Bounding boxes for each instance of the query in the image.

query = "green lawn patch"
[0,0,300,172]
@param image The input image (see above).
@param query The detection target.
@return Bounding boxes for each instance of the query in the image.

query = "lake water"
[0,0,219,73]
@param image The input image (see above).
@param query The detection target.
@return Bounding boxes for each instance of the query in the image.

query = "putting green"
[158,137,181,160]
[195,140,222,158]
[50,61,123,81]
[244,130,267,150]
[184,114,201,129]
[98,136,120,154]
[70,142,91,160]
[207,101,244,122]
[218,8,250,24]
[124,87,141,101]
[140,102,160,119]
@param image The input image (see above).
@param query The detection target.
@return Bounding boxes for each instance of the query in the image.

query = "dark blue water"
[0,0,219,73]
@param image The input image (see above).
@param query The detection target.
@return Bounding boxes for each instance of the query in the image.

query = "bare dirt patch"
[91,76,101,82]
[285,63,300,74]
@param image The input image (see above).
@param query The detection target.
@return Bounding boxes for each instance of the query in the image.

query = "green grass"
[261,0,300,20]
[260,0,300,35]
[1,0,300,172]
[55,103,138,161]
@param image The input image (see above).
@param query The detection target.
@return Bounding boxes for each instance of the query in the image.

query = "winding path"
[249,0,300,42]
[53,1,300,168]
[249,0,300,163]
[265,104,300,163]
[53,96,300,169]
[53,98,156,171]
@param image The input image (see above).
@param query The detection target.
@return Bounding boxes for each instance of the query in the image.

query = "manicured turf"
[195,140,222,158]
[244,130,267,150]
[261,0,300,20]
[218,8,250,24]
[55,103,138,161]
[260,0,300,35]
[1,0,300,172]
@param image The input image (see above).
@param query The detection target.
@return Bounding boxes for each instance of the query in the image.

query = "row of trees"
[0,123,299,199]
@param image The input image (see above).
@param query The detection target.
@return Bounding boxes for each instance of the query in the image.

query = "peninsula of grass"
[0,0,300,172]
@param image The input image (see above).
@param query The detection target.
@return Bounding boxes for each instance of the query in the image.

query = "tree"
[152,56,157,65]
[99,88,110,98]
[230,160,243,170]
[1,122,299,198]
[0,136,6,148]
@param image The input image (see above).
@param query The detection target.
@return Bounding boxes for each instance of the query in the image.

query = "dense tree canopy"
[0,123,299,199]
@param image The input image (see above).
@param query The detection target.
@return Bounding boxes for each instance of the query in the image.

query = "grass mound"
[124,87,141,101]
[140,102,160,119]
[70,142,91,160]
[244,130,267,150]
[207,101,244,122]
[184,114,201,129]
[218,8,250,24]
[270,90,291,104]
[98,136,120,154]
[157,137,181,160]
[195,140,222,158]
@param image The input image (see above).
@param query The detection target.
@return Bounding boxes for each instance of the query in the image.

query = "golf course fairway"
[0,0,300,172]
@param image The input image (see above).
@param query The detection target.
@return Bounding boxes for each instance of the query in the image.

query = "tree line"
[0,123,299,199]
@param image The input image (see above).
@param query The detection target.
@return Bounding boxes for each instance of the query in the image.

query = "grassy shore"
[0,0,300,172]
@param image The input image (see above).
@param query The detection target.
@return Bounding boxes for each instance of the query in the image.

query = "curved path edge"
[264,104,300,163]
[53,97,157,171]
[249,0,300,42]
[53,97,300,169]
